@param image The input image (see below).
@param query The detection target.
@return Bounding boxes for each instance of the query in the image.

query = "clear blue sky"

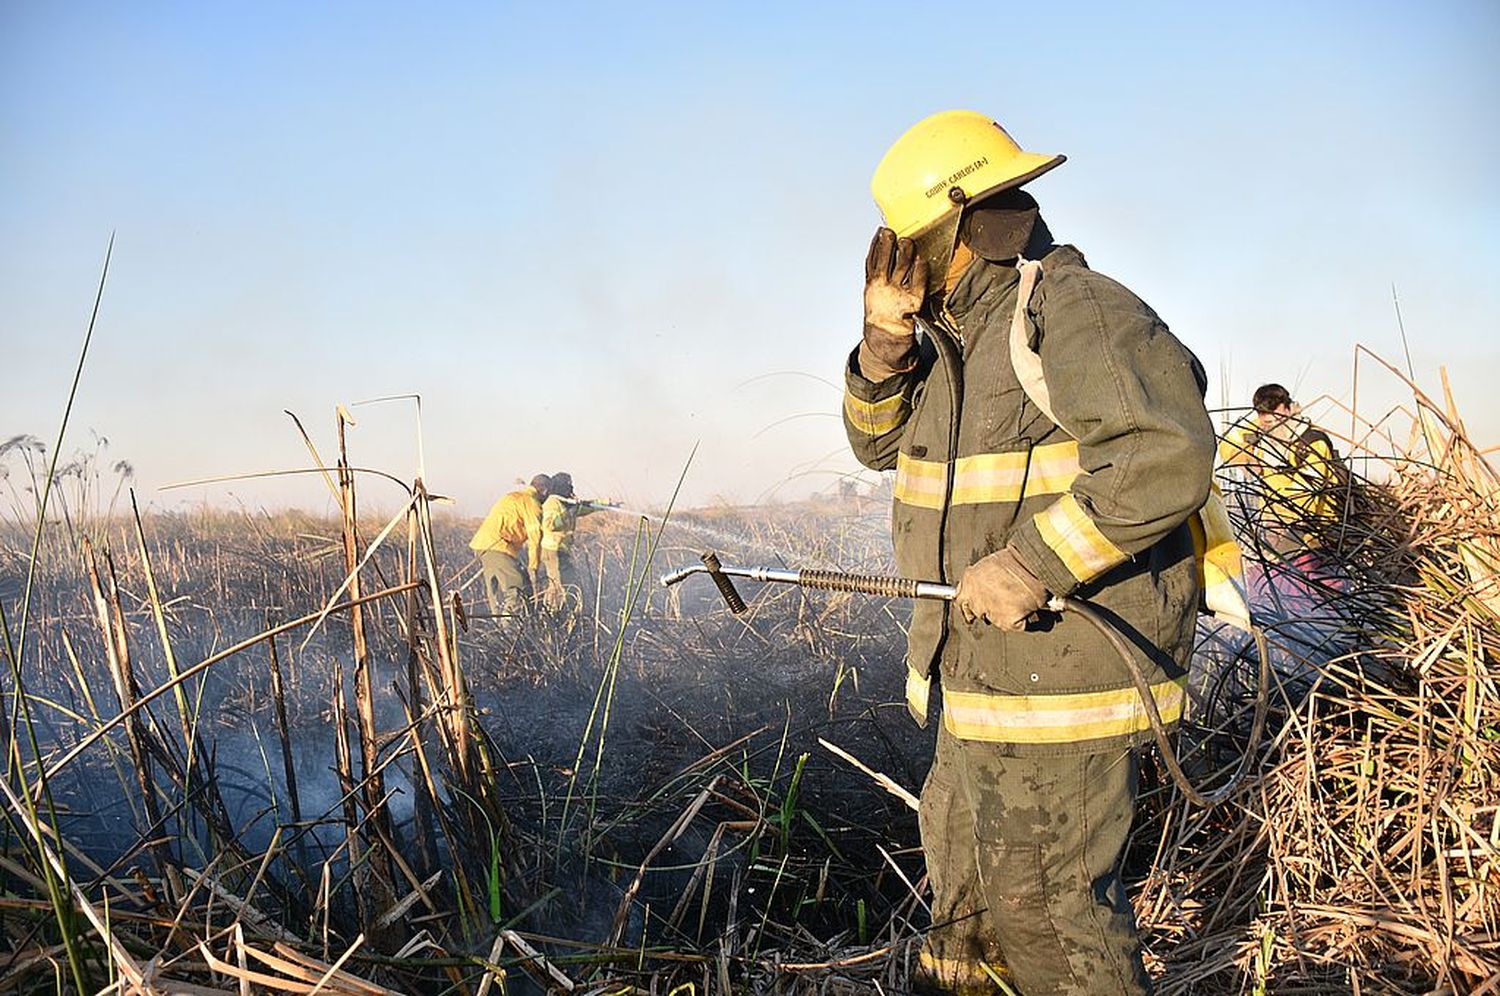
[4,1,1496,514]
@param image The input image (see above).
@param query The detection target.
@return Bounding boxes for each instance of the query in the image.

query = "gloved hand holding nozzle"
[954,546,1050,631]
[860,227,928,380]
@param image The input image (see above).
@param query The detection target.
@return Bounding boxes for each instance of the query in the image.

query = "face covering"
[912,188,1053,308]
[959,188,1047,262]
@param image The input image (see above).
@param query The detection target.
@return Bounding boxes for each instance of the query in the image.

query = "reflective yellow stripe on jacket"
[943,677,1188,745]
[1033,492,1129,584]
[844,391,909,436]
[906,665,932,724]
[894,440,1083,510]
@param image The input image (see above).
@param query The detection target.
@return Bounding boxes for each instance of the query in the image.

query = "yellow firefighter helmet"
[871,110,1065,238]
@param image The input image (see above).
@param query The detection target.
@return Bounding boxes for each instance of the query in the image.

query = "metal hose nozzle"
[796,569,923,599]
[700,551,747,614]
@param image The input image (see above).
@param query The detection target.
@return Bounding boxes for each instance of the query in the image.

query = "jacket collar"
[942,243,1088,323]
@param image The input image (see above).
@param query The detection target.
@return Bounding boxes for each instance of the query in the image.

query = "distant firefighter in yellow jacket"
[470,474,551,617]
[538,471,607,612]
[1220,383,1345,559]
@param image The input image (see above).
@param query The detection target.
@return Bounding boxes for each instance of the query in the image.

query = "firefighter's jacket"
[469,485,544,573]
[844,245,1216,756]
[540,496,599,554]
[1220,419,1342,536]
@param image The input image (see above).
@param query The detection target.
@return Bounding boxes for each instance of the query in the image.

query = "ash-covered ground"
[0,493,1346,992]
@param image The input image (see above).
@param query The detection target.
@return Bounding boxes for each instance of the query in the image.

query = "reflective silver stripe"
[1034,493,1127,583]
[943,677,1187,744]
[844,390,909,436]
[905,665,931,724]
[894,441,1082,510]
[894,452,947,509]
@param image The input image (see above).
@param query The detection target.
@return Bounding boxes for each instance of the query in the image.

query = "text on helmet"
[925,157,990,199]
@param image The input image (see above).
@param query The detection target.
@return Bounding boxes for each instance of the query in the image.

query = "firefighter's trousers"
[478,551,527,616]
[918,722,1151,995]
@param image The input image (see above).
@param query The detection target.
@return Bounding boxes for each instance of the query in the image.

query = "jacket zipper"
[929,307,966,585]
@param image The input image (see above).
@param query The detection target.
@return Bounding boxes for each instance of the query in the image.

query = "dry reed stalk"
[328,659,368,933]
[608,774,721,946]
[667,819,758,941]
[179,866,298,944]
[401,502,437,874]
[498,927,577,992]
[0,765,146,990]
[818,737,919,812]
[334,412,392,909]
[413,481,472,779]
[472,932,507,996]
[195,935,391,995]
[374,869,442,930]
[266,630,306,859]
[82,536,180,908]
[364,805,439,923]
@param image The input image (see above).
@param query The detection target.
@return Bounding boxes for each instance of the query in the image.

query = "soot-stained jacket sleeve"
[842,335,935,472]
[1010,269,1215,596]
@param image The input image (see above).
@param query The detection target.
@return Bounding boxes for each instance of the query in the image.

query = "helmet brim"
[970,153,1066,204]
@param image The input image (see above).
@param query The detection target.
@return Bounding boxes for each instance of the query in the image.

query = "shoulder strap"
[1006,257,1253,629]
[1008,258,1057,426]
[1289,426,1332,468]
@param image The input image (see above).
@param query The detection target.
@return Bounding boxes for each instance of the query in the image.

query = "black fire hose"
[662,552,1271,808]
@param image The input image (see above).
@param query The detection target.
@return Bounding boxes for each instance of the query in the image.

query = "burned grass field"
[1,362,1498,995]
[0,474,943,994]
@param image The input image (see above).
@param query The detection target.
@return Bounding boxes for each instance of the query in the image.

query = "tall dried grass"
[1137,351,1499,995]
[1,335,1496,994]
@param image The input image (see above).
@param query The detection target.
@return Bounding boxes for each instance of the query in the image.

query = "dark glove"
[861,228,928,379]
[955,546,1049,631]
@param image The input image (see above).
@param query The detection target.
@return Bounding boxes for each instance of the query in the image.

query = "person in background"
[1220,383,1346,562]
[538,471,608,613]
[469,473,551,619]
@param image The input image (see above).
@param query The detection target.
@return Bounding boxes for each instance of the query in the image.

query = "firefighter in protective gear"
[537,471,605,613]
[1219,383,1345,559]
[470,474,551,617]
[844,111,1215,995]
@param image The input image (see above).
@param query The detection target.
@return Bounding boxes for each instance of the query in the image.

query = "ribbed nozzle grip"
[797,570,921,599]
[701,552,747,614]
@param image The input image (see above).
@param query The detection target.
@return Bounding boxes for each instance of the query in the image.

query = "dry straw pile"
[1138,352,1500,995]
